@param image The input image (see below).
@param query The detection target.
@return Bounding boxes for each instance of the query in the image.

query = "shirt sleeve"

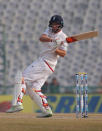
[59,42,68,51]
[59,33,68,51]
[43,28,49,35]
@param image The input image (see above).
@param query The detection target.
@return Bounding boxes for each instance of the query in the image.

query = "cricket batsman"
[6,15,68,117]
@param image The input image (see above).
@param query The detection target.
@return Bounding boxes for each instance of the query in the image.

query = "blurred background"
[0,0,102,113]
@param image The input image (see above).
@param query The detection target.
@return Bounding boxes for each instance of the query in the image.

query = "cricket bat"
[66,31,98,43]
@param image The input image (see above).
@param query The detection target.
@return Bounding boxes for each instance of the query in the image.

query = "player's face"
[50,23,61,33]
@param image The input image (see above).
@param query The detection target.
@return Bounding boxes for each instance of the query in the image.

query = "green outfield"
[0,113,102,131]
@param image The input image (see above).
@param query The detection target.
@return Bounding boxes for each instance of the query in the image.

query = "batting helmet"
[49,15,64,28]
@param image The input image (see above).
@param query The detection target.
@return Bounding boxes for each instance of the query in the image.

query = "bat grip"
[66,37,77,43]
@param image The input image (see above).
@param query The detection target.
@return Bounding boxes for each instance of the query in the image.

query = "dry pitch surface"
[0,113,102,131]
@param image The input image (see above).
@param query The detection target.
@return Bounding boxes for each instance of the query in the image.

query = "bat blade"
[66,31,98,43]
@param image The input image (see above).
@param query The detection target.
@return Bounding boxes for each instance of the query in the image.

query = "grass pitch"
[0,113,102,131]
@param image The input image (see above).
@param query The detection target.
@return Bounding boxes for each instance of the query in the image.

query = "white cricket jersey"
[39,27,68,69]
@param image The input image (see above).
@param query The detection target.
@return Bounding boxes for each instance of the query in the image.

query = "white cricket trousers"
[23,57,54,114]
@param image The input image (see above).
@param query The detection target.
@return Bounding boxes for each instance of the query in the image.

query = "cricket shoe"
[37,108,53,118]
[6,105,23,113]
